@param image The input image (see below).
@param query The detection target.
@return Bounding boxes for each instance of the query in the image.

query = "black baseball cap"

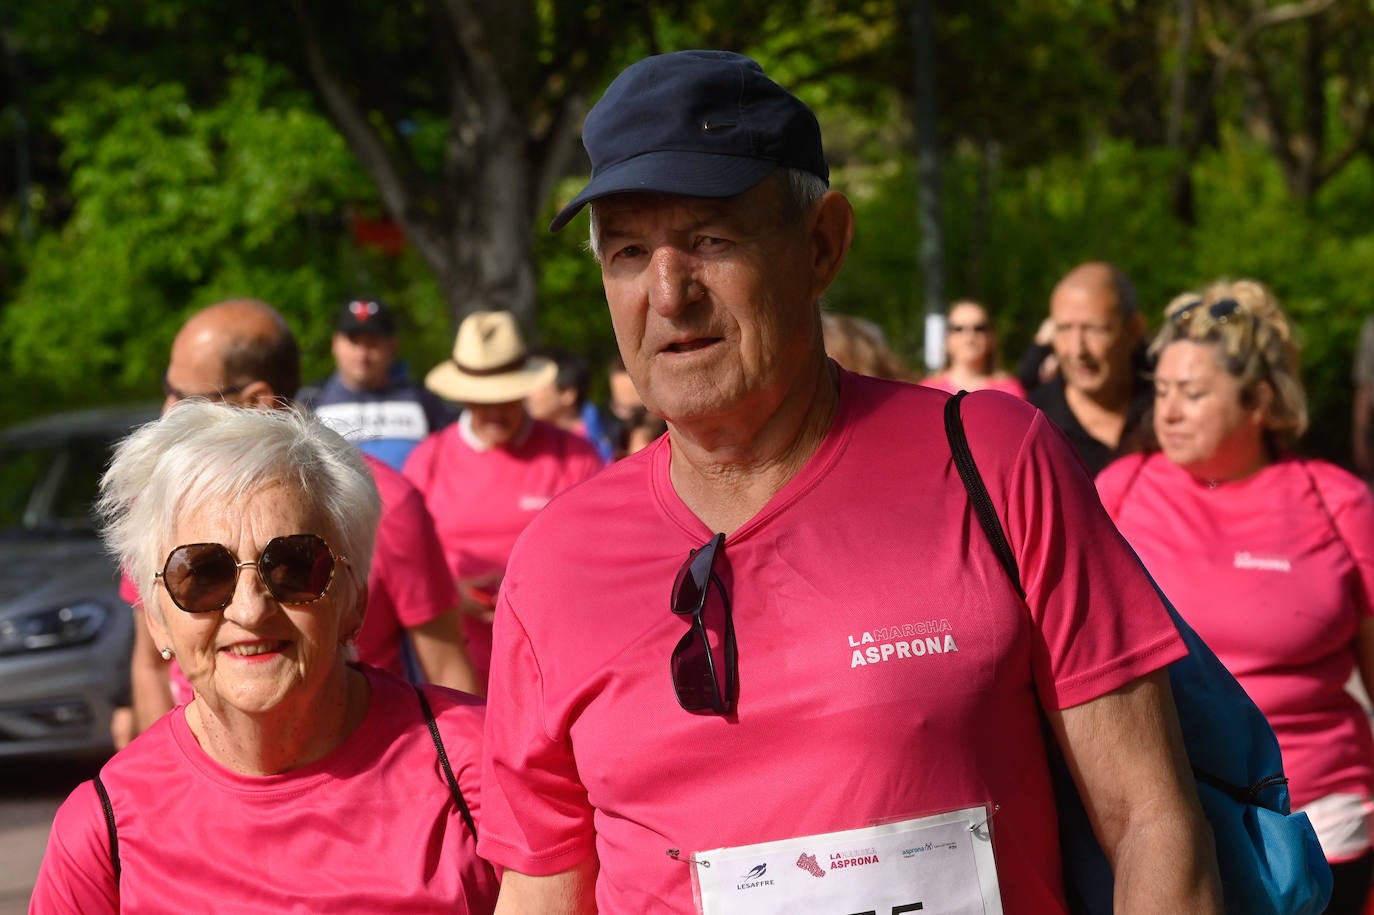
[549,50,829,233]
[335,299,397,337]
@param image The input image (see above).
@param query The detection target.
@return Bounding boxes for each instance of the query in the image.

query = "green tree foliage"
[811,128,1374,462]
[0,58,415,412]
[2,1,1373,466]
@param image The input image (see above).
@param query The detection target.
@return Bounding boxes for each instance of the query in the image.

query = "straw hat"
[425,311,557,404]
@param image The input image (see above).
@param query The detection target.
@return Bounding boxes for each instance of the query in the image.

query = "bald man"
[120,299,477,746]
[1029,262,1152,476]
[159,299,301,410]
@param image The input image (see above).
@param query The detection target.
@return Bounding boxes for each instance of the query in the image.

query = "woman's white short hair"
[97,402,381,616]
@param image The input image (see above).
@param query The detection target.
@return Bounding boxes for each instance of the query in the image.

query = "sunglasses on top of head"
[1171,297,1257,347]
[154,533,349,613]
[1172,297,1246,325]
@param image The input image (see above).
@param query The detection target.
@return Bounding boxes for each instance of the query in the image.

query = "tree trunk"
[445,120,539,330]
[289,0,589,336]
[910,0,946,373]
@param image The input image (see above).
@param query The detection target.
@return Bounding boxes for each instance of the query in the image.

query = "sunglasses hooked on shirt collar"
[669,532,737,716]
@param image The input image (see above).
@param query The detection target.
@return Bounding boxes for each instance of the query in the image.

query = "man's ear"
[1125,311,1147,343]
[808,191,855,296]
[239,380,279,409]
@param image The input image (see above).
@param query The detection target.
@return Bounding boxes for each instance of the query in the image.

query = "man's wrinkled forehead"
[1051,281,1124,326]
[592,181,784,247]
[595,192,732,232]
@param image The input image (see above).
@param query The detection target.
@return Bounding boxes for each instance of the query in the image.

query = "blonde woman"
[1097,279,1374,915]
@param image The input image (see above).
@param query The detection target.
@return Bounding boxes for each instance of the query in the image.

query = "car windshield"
[0,434,114,538]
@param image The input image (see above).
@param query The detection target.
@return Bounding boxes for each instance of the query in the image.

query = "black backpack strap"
[944,391,1024,599]
[92,774,121,884]
[414,685,478,841]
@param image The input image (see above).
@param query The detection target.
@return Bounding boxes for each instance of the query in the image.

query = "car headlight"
[0,601,110,655]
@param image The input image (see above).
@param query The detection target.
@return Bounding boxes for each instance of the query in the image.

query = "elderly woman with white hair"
[31,403,498,914]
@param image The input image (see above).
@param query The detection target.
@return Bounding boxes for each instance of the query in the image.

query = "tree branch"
[438,0,509,105]
[1300,13,1326,181]
[289,0,446,268]
[1245,50,1301,188]
[531,90,587,214]
[1166,0,1196,149]
[1202,0,1334,111]
[1182,0,1336,168]
[1317,98,1374,188]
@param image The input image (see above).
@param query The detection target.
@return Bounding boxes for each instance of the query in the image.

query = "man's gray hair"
[588,167,829,261]
[777,166,828,223]
[97,402,381,618]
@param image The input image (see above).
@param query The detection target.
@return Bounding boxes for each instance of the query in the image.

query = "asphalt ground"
[0,756,102,915]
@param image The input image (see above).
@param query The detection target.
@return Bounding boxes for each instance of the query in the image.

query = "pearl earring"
[160,647,175,661]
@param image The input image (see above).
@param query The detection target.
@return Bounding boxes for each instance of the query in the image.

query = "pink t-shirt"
[403,417,603,682]
[1097,452,1374,811]
[31,666,498,914]
[478,373,1185,914]
[921,372,1027,399]
[359,455,458,676]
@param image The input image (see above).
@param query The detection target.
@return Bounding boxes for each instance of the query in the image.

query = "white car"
[0,405,158,759]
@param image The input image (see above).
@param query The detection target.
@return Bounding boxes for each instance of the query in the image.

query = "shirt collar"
[458,409,533,452]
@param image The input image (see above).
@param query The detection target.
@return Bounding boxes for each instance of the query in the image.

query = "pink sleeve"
[118,572,140,609]
[29,782,118,914]
[993,375,1027,400]
[1093,452,1147,519]
[968,399,1184,710]
[401,434,437,492]
[375,485,458,628]
[478,589,595,875]
[1313,462,1374,619]
[571,439,606,483]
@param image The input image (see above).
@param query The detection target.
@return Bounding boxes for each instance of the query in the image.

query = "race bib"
[689,806,1001,915]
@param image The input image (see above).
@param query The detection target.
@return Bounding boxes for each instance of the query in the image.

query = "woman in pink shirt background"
[921,299,1027,398]
[1097,278,1374,915]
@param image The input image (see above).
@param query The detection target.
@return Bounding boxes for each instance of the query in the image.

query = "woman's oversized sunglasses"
[154,534,349,613]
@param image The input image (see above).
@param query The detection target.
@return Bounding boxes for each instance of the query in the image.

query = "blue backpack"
[945,390,1331,915]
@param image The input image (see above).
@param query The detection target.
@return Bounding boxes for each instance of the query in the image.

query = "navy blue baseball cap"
[335,298,397,336]
[549,50,829,233]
